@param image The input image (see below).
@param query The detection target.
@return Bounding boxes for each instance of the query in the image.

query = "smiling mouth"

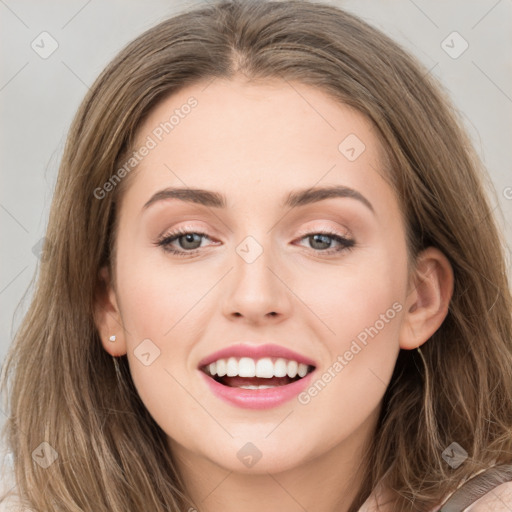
[201,357,316,389]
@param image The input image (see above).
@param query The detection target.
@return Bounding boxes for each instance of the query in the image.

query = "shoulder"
[359,479,512,512]
[463,481,512,511]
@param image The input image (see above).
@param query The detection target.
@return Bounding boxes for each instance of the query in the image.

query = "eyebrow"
[142,185,375,214]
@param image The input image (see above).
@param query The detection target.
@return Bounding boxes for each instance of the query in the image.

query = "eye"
[294,230,355,255]
[155,227,355,257]
[155,227,217,257]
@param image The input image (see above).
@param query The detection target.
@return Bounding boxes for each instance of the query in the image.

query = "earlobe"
[399,247,454,350]
[93,265,127,357]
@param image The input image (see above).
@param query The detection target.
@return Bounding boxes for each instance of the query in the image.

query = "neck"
[168,407,381,512]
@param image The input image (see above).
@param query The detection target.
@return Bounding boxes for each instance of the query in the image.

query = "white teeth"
[287,360,298,378]
[226,357,238,377]
[239,384,276,390]
[238,357,256,377]
[216,359,227,377]
[204,356,313,379]
[255,358,274,378]
[274,358,288,377]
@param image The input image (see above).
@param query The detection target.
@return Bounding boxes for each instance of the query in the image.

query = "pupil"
[311,234,330,250]
[181,233,200,249]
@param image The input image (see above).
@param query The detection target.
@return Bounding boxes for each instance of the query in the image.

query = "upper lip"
[198,343,317,369]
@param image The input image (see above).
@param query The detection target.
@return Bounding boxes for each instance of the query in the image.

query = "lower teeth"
[238,384,277,390]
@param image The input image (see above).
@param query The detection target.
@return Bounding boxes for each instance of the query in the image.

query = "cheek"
[303,245,406,344]
[114,259,200,435]
[116,243,204,340]
[299,238,407,396]
[296,268,404,440]
[114,247,214,411]
[118,272,175,337]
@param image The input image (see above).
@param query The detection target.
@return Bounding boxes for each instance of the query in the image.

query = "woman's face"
[104,77,412,474]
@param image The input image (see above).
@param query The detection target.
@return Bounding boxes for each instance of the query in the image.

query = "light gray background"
[1,0,511,390]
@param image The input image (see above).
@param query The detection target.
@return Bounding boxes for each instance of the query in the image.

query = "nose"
[222,240,292,325]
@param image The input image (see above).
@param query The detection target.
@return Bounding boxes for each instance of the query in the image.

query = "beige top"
[359,470,512,512]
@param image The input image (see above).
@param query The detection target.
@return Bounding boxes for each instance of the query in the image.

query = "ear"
[399,247,454,350]
[93,265,127,357]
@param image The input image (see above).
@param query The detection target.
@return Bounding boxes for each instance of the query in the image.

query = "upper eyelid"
[294,224,352,239]
[159,218,352,237]
[159,225,351,239]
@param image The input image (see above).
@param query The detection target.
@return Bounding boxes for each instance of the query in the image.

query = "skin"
[94,76,454,512]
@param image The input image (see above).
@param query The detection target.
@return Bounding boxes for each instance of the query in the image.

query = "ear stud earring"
[109,335,116,342]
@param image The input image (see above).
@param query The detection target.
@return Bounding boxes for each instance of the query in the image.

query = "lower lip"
[199,370,315,409]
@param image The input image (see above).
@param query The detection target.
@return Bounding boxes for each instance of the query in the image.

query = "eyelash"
[155,227,355,258]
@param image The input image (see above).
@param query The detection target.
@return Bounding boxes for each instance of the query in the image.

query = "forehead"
[120,77,394,215]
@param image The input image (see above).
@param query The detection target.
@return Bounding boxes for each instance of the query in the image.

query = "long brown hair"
[1,1,511,510]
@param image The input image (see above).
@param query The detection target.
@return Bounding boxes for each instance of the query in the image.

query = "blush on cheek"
[331,293,402,362]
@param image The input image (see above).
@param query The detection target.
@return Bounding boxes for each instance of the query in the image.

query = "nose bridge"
[224,231,290,320]
[235,233,277,297]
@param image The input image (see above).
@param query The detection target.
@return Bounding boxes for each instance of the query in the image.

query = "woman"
[1,1,511,510]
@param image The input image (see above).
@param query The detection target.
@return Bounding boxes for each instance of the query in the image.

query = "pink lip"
[197,343,317,369]
[199,368,316,409]
[197,343,317,410]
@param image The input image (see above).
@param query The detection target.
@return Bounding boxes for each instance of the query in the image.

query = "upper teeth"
[206,357,310,379]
